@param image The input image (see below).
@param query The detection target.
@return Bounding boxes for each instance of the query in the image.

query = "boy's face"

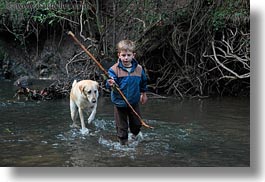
[118,50,135,67]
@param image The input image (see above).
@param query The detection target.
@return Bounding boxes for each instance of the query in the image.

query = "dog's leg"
[88,104,97,124]
[70,100,79,128]
[78,107,89,134]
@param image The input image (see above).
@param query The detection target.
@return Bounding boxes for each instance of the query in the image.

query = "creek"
[0,80,250,167]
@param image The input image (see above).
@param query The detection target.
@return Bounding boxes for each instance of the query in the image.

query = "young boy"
[106,40,148,145]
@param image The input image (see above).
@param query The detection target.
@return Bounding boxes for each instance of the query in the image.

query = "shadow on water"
[0,80,250,167]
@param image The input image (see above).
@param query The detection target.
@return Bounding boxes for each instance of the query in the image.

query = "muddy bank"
[0,31,79,80]
[0,31,115,100]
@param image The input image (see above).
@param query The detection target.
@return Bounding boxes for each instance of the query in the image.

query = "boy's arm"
[140,68,148,92]
[140,92,148,104]
[140,68,148,104]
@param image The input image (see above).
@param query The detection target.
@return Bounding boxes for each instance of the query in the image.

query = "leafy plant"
[211,0,249,31]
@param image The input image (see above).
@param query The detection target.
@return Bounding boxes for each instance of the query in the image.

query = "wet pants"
[114,104,142,142]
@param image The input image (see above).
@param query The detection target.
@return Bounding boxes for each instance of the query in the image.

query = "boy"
[106,40,148,145]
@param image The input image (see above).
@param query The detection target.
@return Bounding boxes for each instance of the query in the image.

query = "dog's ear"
[79,85,84,94]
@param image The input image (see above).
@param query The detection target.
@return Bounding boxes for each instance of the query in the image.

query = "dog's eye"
[94,90,97,93]
[87,90,91,94]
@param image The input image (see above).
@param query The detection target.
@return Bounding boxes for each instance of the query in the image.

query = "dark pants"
[114,104,142,142]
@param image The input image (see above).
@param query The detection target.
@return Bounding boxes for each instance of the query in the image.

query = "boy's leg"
[114,106,129,144]
[128,104,142,136]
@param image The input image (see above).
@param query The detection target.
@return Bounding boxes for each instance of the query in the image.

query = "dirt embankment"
[0,32,78,80]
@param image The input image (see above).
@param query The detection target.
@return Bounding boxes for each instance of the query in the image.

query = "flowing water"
[0,80,250,167]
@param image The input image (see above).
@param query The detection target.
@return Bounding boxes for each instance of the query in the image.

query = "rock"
[13,76,32,87]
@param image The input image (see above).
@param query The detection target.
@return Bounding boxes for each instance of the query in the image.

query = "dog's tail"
[72,80,77,88]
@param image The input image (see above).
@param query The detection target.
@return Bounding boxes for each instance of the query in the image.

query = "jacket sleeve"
[140,68,148,92]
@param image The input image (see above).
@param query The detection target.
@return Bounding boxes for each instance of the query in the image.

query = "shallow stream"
[0,80,250,167]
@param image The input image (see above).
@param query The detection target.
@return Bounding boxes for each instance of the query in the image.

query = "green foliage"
[0,1,7,14]
[212,8,229,31]
[0,0,72,48]
[0,0,77,45]
[0,45,7,61]
[211,0,249,31]
[1,0,74,26]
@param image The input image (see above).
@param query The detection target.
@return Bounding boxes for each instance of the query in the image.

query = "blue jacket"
[106,58,148,107]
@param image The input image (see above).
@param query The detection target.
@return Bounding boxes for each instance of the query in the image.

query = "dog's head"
[79,80,99,104]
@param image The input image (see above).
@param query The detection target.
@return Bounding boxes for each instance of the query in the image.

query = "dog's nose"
[92,98,96,103]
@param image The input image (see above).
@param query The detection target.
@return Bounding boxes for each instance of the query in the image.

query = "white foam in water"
[56,128,89,141]
[57,119,113,141]
[41,140,48,144]
[98,136,137,152]
[93,118,116,131]
[93,119,107,130]
[80,128,89,135]
[56,119,155,159]
[97,132,150,159]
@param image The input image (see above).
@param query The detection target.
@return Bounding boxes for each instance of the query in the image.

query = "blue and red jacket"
[106,58,148,107]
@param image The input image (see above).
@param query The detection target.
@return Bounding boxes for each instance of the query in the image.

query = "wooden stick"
[67,31,153,129]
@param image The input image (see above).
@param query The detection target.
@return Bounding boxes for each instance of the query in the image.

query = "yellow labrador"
[70,80,99,134]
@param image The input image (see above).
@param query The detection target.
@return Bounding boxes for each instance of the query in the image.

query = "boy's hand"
[140,92,148,104]
[107,78,115,87]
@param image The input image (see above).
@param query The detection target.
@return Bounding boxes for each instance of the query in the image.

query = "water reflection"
[0,80,250,167]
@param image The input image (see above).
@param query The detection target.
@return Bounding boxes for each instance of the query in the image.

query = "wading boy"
[106,40,148,145]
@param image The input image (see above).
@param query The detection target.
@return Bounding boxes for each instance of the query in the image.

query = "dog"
[70,80,99,134]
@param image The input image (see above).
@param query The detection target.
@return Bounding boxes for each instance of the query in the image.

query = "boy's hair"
[117,40,135,53]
